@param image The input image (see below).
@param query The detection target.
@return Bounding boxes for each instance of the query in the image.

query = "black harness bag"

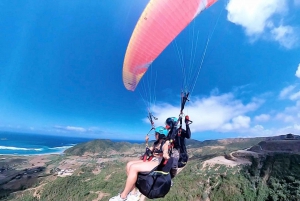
[136,158,173,199]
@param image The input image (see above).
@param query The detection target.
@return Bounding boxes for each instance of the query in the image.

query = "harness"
[141,140,166,162]
[136,92,193,199]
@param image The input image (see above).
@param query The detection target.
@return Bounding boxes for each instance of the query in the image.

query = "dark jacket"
[173,124,191,152]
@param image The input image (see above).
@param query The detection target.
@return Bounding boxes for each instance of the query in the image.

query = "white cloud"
[296,64,300,78]
[247,123,300,137]
[150,92,262,133]
[226,0,286,35]
[253,124,264,131]
[255,114,270,122]
[249,124,274,136]
[54,125,87,132]
[65,126,86,132]
[280,86,300,101]
[145,80,300,139]
[290,91,300,101]
[221,115,251,131]
[233,116,251,128]
[279,85,296,99]
[283,102,300,114]
[294,124,300,130]
[226,0,298,48]
[274,124,300,134]
[271,25,298,49]
[276,113,296,123]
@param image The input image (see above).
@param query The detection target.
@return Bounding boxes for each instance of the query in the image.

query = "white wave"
[0,146,43,151]
[49,145,73,150]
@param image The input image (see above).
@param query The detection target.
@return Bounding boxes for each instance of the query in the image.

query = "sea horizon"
[0,131,144,156]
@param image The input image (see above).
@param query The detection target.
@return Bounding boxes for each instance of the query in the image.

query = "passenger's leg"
[126,160,143,175]
[126,160,146,196]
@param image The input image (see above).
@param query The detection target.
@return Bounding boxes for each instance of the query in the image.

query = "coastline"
[0,131,144,156]
[0,146,68,156]
[0,151,65,157]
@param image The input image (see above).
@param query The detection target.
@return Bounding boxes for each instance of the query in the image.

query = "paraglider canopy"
[123,0,218,91]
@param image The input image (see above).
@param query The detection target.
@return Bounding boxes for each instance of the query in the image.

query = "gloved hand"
[185,115,190,124]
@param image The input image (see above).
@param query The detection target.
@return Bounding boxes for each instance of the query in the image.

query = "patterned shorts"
[171,148,179,169]
[151,157,163,164]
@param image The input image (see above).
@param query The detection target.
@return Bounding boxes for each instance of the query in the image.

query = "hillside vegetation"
[2,135,300,201]
[64,139,144,156]
[64,137,265,157]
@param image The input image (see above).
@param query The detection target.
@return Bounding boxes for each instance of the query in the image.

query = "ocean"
[0,131,143,155]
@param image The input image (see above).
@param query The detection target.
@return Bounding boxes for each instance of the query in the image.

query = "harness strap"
[143,140,166,162]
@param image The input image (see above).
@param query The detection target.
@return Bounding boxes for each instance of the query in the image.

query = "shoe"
[171,180,174,187]
[109,194,127,201]
[127,191,141,201]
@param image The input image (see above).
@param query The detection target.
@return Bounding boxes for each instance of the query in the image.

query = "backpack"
[136,158,174,199]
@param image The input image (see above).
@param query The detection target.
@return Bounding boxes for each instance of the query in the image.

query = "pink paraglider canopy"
[123,0,218,91]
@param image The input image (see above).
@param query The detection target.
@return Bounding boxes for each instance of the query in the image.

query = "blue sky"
[0,0,300,141]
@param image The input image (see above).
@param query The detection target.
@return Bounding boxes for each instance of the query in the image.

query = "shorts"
[151,157,163,164]
[171,148,179,169]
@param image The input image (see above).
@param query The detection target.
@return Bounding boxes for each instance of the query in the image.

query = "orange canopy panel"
[123,0,218,91]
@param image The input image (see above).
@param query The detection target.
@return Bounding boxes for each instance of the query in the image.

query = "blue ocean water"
[0,131,143,155]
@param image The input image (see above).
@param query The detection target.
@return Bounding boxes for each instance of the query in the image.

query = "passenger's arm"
[162,141,170,160]
[185,116,191,139]
[185,124,191,139]
[149,146,154,152]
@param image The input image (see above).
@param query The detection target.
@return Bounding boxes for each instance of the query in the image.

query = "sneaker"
[127,191,141,201]
[109,194,127,201]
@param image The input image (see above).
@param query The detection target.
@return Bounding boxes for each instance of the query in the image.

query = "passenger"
[109,126,169,201]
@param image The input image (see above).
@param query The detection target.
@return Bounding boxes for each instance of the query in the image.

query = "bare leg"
[120,161,159,199]
[126,160,146,195]
[126,160,143,175]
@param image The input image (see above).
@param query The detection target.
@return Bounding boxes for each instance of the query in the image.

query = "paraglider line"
[190,5,223,96]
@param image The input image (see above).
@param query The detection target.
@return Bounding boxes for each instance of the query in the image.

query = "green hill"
[64,139,144,156]
[64,137,266,157]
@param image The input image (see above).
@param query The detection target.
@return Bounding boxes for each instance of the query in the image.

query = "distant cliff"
[249,134,300,153]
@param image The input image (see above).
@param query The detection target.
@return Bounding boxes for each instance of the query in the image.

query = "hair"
[154,133,166,146]
[165,117,178,127]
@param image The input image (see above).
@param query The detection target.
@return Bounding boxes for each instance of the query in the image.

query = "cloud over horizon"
[150,92,263,134]
[146,77,300,138]
[54,125,87,132]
